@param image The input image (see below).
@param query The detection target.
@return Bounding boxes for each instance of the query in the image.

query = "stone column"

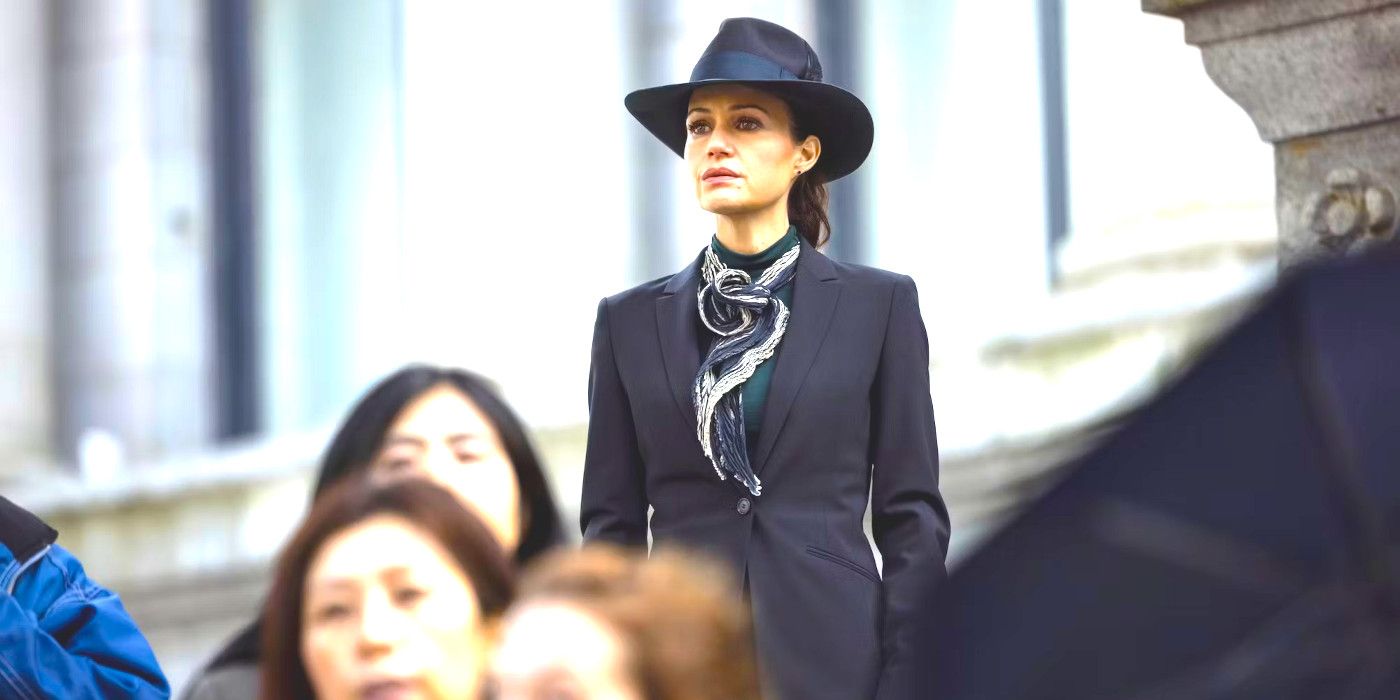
[0,0,51,474]
[50,0,213,468]
[1144,0,1400,267]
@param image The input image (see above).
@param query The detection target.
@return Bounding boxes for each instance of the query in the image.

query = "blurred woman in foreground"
[491,545,762,700]
[183,365,563,699]
[259,478,515,700]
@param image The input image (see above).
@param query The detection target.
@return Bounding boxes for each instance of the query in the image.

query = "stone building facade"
[0,0,1287,691]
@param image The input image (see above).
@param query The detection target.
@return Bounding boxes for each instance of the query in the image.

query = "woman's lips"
[361,679,420,700]
[703,168,742,186]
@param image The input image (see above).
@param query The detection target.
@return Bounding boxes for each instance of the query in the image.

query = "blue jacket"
[0,495,170,699]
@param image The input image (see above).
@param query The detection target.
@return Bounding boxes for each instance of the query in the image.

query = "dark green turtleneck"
[710,226,800,441]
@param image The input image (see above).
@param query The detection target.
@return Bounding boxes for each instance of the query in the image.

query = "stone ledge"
[1144,0,1397,44]
[115,560,268,630]
[1145,0,1400,144]
[1056,203,1275,288]
[984,263,1270,360]
[3,423,590,518]
[3,429,329,519]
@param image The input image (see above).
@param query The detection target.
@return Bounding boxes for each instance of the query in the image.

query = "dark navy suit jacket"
[581,238,950,700]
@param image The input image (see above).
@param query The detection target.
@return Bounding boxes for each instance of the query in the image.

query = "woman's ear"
[796,135,822,174]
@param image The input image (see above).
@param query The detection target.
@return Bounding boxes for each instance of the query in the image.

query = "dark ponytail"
[788,170,830,249]
[788,119,831,249]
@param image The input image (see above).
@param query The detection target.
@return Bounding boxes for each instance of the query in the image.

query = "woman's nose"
[707,127,735,158]
[357,594,406,656]
[422,443,459,474]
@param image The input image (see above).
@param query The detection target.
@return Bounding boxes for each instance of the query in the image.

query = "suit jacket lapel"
[752,241,842,474]
[656,251,705,433]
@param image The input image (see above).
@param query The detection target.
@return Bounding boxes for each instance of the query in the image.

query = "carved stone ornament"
[1301,168,1398,254]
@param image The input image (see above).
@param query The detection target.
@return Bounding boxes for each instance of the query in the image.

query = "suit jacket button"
[736,497,752,515]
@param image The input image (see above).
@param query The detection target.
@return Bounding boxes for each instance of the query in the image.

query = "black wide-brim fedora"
[625,17,874,183]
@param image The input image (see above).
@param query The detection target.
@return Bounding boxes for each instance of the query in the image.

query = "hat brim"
[624,79,874,183]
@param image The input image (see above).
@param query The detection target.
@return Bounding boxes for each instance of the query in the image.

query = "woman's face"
[490,601,642,700]
[301,514,492,700]
[371,384,522,552]
[685,84,820,219]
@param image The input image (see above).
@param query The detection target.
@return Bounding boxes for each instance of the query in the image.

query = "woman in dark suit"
[581,17,950,700]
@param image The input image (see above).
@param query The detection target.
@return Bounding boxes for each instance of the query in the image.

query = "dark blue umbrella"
[929,252,1400,699]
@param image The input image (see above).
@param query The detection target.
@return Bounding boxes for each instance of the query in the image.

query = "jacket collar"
[663,235,838,295]
[0,495,57,567]
[656,237,842,477]
[0,495,58,594]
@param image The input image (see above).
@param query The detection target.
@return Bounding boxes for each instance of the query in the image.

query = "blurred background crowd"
[0,0,1276,693]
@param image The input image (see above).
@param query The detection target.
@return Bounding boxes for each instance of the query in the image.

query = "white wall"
[863,0,1052,357]
[399,0,631,428]
[1063,2,1272,249]
[859,1,1275,455]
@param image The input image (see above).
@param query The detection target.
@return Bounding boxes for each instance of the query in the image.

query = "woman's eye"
[313,604,353,622]
[736,116,761,130]
[687,120,711,135]
[393,587,427,606]
[382,457,416,473]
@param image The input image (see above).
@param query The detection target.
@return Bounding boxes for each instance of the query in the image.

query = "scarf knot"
[692,243,800,496]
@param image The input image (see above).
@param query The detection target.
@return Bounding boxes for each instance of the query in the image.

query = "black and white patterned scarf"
[692,243,800,496]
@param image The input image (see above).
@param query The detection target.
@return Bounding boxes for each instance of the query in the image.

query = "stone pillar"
[1143,0,1400,267]
[50,0,213,468]
[0,0,51,474]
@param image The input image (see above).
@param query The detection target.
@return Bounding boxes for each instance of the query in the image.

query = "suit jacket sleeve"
[579,297,649,546]
[870,275,951,699]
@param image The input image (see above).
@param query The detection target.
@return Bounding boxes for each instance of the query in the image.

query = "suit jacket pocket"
[805,545,881,585]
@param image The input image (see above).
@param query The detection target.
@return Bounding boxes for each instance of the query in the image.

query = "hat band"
[689,50,802,83]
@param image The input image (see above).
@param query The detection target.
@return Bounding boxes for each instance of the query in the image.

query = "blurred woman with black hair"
[182,364,564,700]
